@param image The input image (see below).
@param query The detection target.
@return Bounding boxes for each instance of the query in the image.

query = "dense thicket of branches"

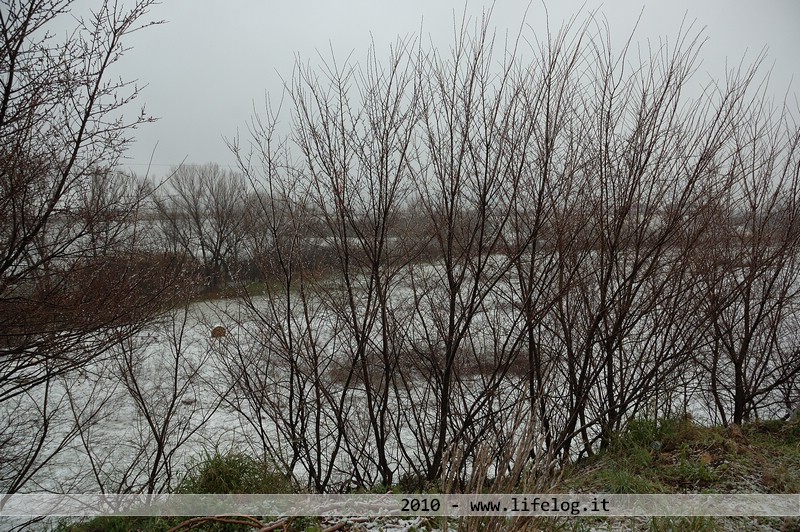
[222,14,800,491]
[0,0,193,502]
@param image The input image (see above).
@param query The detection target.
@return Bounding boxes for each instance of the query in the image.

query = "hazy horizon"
[103,0,799,176]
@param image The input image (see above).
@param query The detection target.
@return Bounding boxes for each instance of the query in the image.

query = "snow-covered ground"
[3,257,792,525]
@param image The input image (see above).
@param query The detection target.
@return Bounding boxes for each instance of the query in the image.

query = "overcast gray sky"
[109,0,799,175]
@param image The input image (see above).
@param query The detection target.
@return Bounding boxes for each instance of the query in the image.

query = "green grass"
[60,453,294,532]
[179,451,293,495]
[57,418,800,531]
[558,417,800,531]
[647,516,717,531]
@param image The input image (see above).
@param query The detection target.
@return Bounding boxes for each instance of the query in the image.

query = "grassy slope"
[55,419,800,531]
[550,417,800,531]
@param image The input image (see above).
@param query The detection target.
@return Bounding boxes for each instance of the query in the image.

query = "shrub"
[61,452,294,532]
[179,452,294,494]
[616,416,696,453]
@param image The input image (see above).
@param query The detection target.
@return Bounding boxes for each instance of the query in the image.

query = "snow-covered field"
[3,255,794,530]
[1,280,538,500]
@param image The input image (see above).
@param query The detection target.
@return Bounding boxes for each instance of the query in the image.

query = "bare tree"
[153,163,249,291]
[288,37,424,489]
[225,100,353,492]
[694,93,800,425]
[70,304,222,495]
[0,0,168,496]
[396,14,540,483]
